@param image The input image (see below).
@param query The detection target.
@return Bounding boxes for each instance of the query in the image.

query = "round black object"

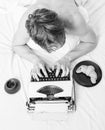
[4,78,21,94]
[73,60,102,87]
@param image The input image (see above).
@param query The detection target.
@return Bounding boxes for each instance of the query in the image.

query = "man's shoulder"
[69,11,89,36]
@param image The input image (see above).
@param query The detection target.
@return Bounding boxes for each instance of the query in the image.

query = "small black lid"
[4,78,21,94]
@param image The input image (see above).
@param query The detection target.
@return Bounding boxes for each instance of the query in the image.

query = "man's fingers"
[55,64,60,77]
[40,64,48,77]
[51,65,55,70]
[30,69,35,76]
[36,70,43,77]
[31,69,39,81]
[31,67,43,77]
[61,66,70,77]
[46,65,52,72]
[61,65,66,77]
[32,73,39,81]
[65,67,70,76]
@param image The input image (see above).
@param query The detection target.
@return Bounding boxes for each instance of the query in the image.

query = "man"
[12,0,97,81]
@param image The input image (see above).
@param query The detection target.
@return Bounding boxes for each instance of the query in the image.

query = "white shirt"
[27,6,89,64]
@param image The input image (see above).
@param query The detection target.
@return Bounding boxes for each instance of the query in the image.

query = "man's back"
[37,0,77,12]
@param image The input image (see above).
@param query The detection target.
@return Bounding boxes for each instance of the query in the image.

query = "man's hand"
[51,57,71,77]
[30,57,50,81]
[76,65,97,84]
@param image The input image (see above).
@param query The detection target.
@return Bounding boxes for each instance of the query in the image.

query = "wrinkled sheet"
[0,0,105,130]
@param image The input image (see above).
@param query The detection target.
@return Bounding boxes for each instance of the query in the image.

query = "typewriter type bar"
[31,69,70,82]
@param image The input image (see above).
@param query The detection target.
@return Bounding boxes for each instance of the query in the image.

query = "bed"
[0,0,105,130]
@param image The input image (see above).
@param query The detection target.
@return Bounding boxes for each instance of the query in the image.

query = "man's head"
[26,8,65,53]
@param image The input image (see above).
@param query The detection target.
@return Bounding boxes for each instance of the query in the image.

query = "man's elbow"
[89,41,98,52]
[88,29,98,51]
[90,33,98,50]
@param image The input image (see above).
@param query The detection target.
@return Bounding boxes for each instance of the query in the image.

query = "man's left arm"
[52,12,98,76]
[65,12,98,62]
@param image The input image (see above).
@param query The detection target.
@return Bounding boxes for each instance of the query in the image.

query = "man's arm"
[65,11,98,62]
[66,27,97,62]
[12,4,40,64]
[49,11,98,77]
[12,5,49,78]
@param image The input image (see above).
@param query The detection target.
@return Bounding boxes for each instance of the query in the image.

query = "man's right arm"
[12,5,39,64]
[12,5,49,79]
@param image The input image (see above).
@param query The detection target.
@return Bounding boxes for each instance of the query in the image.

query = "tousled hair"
[25,8,65,49]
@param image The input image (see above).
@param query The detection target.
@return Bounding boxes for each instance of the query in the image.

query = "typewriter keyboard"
[31,69,70,82]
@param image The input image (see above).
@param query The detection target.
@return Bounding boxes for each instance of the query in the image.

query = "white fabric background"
[0,0,105,130]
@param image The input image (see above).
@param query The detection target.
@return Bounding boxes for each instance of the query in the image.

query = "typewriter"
[26,68,76,113]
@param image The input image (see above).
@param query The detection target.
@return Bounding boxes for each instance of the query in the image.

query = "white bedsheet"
[0,0,105,130]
